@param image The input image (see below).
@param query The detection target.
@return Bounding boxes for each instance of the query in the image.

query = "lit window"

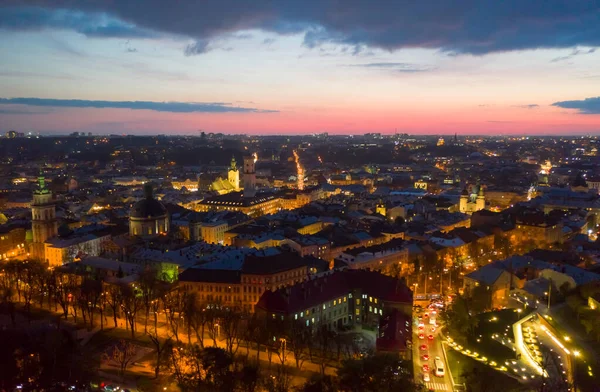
[355,309,360,315]
[369,306,372,312]
[369,296,373,302]
[295,314,298,320]
[344,296,347,302]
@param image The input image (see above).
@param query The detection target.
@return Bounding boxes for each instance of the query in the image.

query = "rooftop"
[256,269,412,314]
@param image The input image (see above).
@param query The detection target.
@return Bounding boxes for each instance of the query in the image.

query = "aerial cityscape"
[1,1,600,392]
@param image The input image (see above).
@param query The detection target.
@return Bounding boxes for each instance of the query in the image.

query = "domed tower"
[31,171,58,261]
[129,184,169,238]
[227,156,240,191]
[476,184,485,211]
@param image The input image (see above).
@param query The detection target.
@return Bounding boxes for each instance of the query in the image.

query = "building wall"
[200,222,228,244]
[44,235,109,267]
[129,215,169,237]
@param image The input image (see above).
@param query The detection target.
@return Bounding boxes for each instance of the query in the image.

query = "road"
[412,309,454,391]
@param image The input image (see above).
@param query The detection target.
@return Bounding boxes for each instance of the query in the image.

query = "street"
[412,306,454,391]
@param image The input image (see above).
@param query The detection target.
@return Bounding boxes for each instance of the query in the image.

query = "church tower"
[459,187,469,213]
[376,199,387,218]
[476,185,485,211]
[243,154,256,198]
[227,156,240,191]
[31,171,57,262]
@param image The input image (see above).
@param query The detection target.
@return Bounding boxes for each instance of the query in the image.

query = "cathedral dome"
[130,184,167,218]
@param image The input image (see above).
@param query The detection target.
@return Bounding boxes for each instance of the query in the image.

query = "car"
[428,334,434,341]
[419,344,428,351]
[418,321,425,328]
[424,313,429,318]
[423,372,431,382]
[418,325,424,330]
[423,364,430,372]
[421,354,430,361]
[419,333,425,339]
[430,326,436,332]
[103,386,120,392]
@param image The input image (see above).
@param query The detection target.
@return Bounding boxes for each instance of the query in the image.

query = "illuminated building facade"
[459,183,485,214]
[198,192,281,218]
[228,156,240,191]
[243,154,257,198]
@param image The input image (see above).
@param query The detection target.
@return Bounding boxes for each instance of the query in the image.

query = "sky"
[0,1,599,135]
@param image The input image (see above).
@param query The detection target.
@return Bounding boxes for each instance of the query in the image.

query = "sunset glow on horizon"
[1,1,599,135]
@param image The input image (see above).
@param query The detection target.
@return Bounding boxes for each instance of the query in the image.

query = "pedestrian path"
[425,381,449,390]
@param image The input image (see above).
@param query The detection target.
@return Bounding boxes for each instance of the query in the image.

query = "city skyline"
[1,1,600,135]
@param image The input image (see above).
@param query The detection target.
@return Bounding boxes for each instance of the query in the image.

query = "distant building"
[459,183,485,214]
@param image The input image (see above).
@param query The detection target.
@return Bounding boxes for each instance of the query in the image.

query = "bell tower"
[31,171,57,261]
[243,154,256,198]
[228,156,240,191]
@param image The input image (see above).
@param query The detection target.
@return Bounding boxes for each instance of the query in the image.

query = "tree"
[337,353,417,392]
[162,288,186,342]
[108,339,137,378]
[107,284,122,328]
[121,285,143,338]
[470,284,492,313]
[288,320,310,369]
[238,361,261,392]
[441,294,479,344]
[139,267,161,334]
[146,327,172,379]
[565,294,585,321]
[221,308,244,356]
[263,364,293,392]
[298,374,338,392]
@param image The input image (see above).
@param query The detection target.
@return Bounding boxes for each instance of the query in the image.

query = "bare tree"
[146,327,172,379]
[139,267,160,334]
[109,339,137,378]
[106,284,122,328]
[162,288,185,342]
[222,309,244,356]
[121,285,143,338]
[288,320,309,370]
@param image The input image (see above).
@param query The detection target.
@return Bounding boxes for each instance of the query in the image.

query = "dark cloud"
[0,97,278,113]
[125,47,138,53]
[184,40,210,56]
[552,97,600,114]
[349,62,436,72]
[551,48,596,62]
[512,104,539,109]
[1,1,599,55]
[0,106,54,114]
[0,6,155,38]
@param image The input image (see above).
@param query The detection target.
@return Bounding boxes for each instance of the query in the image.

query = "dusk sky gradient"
[0,1,599,135]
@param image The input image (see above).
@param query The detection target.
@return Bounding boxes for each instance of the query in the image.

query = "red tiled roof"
[256,269,412,314]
